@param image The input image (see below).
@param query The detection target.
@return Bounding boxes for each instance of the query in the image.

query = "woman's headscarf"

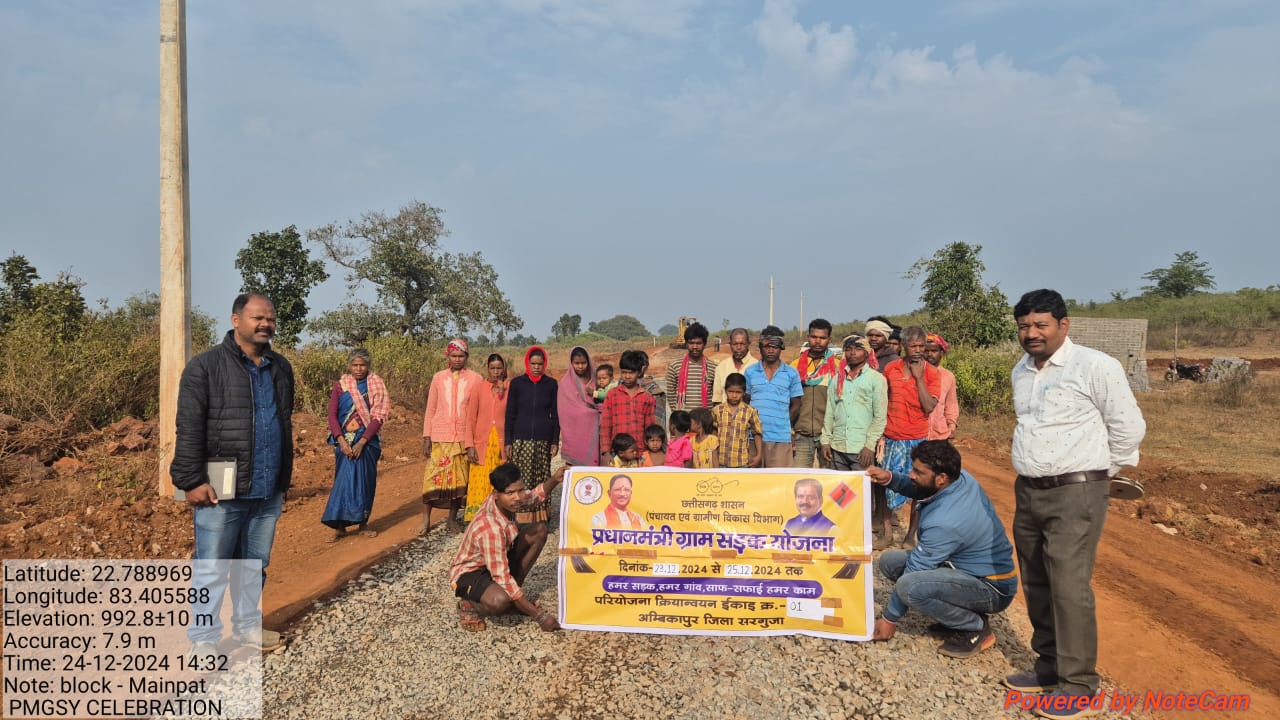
[523,346,547,383]
[558,345,600,465]
[339,349,389,427]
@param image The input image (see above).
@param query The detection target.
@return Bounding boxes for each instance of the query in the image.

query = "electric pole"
[768,275,775,326]
[159,0,192,496]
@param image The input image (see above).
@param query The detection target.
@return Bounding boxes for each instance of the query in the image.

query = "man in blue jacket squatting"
[866,440,1017,658]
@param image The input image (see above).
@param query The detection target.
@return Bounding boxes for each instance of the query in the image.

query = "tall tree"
[305,302,397,347]
[589,314,649,340]
[1141,251,1216,298]
[309,201,521,341]
[30,273,88,341]
[0,254,39,329]
[235,225,329,346]
[551,313,582,339]
[906,242,1014,347]
[0,255,86,340]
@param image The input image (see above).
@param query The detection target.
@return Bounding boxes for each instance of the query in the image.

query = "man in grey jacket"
[172,293,294,654]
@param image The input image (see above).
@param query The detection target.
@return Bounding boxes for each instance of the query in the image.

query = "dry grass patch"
[956,371,1280,566]
[1140,371,1280,478]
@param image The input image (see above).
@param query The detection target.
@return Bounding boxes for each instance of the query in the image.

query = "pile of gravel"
[259,523,1155,720]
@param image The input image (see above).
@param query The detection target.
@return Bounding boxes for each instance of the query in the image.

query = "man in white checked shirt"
[1002,289,1146,720]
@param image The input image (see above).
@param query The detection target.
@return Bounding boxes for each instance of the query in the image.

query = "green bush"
[283,346,347,416]
[0,294,215,458]
[363,335,445,411]
[286,335,446,416]
[944,343,1021,416]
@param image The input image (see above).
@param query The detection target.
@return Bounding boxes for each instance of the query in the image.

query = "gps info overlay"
[3,559,263,718]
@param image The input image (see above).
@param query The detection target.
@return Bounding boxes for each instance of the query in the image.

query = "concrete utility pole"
[799,292,804,332]
[768,275,775,326]
[158,0,192,496]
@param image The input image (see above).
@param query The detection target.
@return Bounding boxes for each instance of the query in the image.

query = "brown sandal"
[457,600,485,631]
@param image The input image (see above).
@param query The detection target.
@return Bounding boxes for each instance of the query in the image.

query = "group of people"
[171,286,1144,720]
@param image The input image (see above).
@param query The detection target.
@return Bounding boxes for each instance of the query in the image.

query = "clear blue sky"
[2,0,1277,340]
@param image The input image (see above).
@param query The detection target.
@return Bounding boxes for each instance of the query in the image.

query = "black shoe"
[927,622,952,636]
[1003,671,1058,694]
[937,617,995,658]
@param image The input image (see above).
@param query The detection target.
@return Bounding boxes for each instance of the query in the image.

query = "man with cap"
[821,333,886,472]
[743,325,803,468]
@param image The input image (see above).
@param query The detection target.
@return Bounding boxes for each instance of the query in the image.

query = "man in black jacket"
[172,293,294,654]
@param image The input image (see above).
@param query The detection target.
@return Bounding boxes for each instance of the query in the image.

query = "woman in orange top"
[464,354,509,522]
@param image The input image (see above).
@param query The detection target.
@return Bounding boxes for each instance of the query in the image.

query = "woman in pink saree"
[557,346,600,466]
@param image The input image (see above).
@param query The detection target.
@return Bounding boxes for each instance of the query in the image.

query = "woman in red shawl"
[557,346,600,467]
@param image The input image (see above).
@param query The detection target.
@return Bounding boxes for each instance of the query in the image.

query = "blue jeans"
[189,492,283,643]
[879,549,1013,631]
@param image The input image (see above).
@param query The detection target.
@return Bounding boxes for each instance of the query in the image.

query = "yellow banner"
[557,467,873,641]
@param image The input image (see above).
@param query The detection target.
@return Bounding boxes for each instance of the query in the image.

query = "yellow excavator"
[671,316,698,349]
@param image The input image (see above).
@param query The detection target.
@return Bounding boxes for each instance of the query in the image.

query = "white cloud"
[658,2,1148,170]
[754,0,856,83]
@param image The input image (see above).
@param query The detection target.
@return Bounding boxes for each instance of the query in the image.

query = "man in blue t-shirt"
[743,325,802,468]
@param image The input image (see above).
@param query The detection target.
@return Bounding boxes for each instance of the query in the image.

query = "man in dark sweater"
[172,293,294,654]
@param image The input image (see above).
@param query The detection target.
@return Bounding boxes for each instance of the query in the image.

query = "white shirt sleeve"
[1089,351,1146,475]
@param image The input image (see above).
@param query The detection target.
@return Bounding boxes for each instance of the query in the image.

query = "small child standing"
[593,364,618,405]
[689,407,720,469]
[599,351,657,462]
[665,411,693,468]
[642,424,666,467]
[712,373,764,468]
[610,433,642,468]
